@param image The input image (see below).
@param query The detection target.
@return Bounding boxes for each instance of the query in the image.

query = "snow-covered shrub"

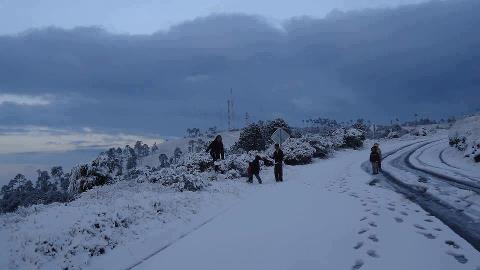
[68,164,114,195]
[449,115,480,159]
[275,138,316,165]
[302,134,336,158]
[218,153,258,177]
[176,152,213,173]
[449,136,467,151]
[234,123,267,152]
[344,128,365,149]
[150,167,210,192]
[411,127,428,136]
[332,128,365,149]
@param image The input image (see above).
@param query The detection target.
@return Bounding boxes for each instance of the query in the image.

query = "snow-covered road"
[124,140,480,270]
[381,138,480,251]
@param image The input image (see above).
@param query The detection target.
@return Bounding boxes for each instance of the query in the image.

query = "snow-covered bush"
[234,123,267,152]
[275,138,316,165]
[344,128,365,149]
[176,152,213,173]
[332,128,365,149]
[449,115,480,160]
[411,127,428,136]
[68,164,114,195]
[302,134,337,158]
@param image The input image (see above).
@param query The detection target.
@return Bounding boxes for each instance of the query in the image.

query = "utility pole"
[227,88,234,131]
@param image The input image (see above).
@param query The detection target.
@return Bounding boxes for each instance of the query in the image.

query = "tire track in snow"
[124,206,233,270]
[373,141,480,252]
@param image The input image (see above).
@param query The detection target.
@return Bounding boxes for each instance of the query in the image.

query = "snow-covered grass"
[0,176,250,270]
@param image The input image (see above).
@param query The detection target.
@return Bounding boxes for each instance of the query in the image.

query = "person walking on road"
[247,155,262,184]
[370,144,381,175]
[272,143,284,182]
[206,135,225,171]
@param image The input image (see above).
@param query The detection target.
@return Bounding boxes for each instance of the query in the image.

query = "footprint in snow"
[365,209,371,212]
[434,228,443,232]
[400,211,408,216]
[424,219,433,223]
[358,228,369,235]
[387,207,395,212]
[418,232,436,239]
[445,240,460,249]
[368,234,379,242]
[368,222,378,228]
[447,252,468,264]
[371,212,379,216]
[362,203,367,207]
[353,242,364,250]
[388,202,395,207]
[367,250,380,258]
[351,260,364,270]
[414,224,426,230]
[360,217,368,221]
[394,217,404,223]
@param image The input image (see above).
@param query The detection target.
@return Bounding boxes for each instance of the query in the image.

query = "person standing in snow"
[206,135,225,171]
[247,155,262,184]
[374,143,382,171]
[272,143,284,182]
[370,145,381,174]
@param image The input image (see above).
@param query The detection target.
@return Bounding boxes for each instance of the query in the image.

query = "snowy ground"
[1,135,479,270]
[130,139,480,270]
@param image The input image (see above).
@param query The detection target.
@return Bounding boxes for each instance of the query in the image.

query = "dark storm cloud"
[1,0,479,135]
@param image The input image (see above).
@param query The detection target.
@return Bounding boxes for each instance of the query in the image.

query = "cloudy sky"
[0,0,479,158]
[0,0,428,35]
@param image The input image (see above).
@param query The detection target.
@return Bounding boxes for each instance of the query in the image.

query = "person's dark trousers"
[274,163,283,182]
[248,173,262,184]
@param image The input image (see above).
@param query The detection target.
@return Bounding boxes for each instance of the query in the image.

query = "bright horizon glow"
[0,126,163,154]
[0,94,53,106]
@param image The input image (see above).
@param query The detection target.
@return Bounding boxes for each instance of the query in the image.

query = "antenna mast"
[227,88,234,131]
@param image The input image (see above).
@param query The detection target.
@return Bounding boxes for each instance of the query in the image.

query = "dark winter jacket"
[249,158,261,175]
[206,140,225,160]
[272,149,284,164]
[370,150,381,163]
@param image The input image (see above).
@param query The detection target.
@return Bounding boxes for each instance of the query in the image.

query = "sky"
[0,0,428,35]
[1,0,480,182]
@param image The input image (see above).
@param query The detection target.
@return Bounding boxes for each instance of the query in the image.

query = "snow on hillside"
[449,115,480,161]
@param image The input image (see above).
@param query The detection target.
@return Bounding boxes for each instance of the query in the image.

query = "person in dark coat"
[206,135,225,172]
[206,135,225,161]
[272,143,284,182]
[247,155,262,184]
[370,145,381,175]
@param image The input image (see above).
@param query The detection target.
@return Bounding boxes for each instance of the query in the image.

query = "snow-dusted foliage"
[234,123,266,152]
[269,138,315,165]
[68,145,139,195]
[234,118,292,152]
[449,115,480,161]
[1,179,239,270]
[411,127,428,136]
[0,169,71,213]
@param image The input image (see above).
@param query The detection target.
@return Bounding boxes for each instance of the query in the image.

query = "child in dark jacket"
[247,156,262,184]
